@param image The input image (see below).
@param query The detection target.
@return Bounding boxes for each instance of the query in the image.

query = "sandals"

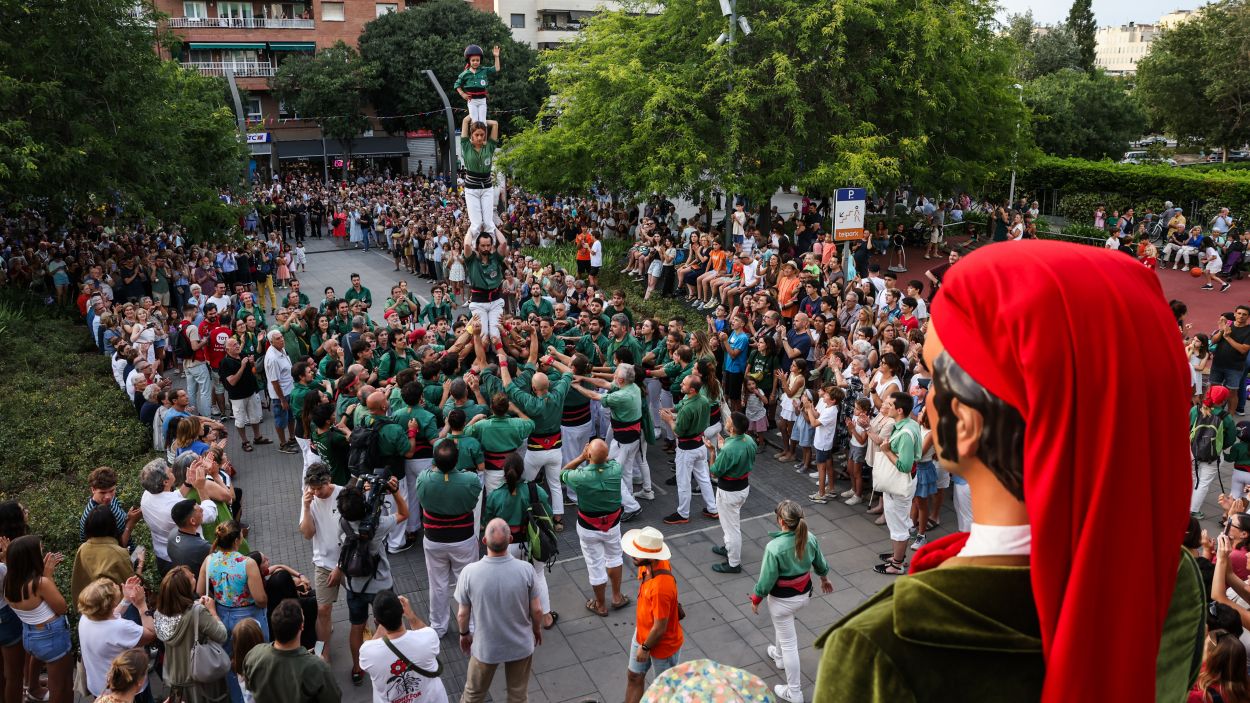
[543,612,560,630]
[253,436,273,445]
[611,595,632,610]
[925,519,941,531]
[241,441,254,452]
[873,560,906,575]
[586,599,608,617]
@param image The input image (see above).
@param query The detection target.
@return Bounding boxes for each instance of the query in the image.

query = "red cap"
[1206,385,1231,407]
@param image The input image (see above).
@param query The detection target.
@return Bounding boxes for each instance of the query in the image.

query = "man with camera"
[298,463,344,664]
[337,467,409,687]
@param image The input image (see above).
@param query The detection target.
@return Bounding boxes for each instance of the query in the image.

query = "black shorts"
[590,266,601,276]
[723,370,745,401]
[577,259,591,275]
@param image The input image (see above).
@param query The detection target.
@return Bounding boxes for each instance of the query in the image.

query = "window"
[278,100,298,118]
[376,2,397,15]
[183,1,207,17]
[510,13,525,28]
[245,97,263,123]
[218,1,253,18]
[321,1,344,20]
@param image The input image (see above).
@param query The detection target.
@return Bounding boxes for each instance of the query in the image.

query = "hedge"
[0,294,158,608]
[1010,156,1250,224]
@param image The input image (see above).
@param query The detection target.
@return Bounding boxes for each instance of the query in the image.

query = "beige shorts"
[230,393,263,428]
[314,565,341,605]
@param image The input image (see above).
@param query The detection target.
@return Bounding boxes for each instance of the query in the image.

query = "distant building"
[477,0,653,49]
[1094,22,1159,76]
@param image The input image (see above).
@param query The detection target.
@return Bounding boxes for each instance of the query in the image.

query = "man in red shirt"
[198,304,233,418]
[897,297,921,333]
[621,526,683,703]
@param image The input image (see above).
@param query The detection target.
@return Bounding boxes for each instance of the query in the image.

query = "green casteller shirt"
[478,368,505,400]
[344,286,373,308]
[506,371,573,437]
[329,315,352,337]
[673,393,711,438]
[392,405,439,457]
[289,381,320,423]
[359,414,410,459]
[420,301,453,325]
[661,360,695,390]
[415,469,481,515]
[605,305,634,328]
[888,417,921,474]
[311,426,350,485]
[437,433,485,472]
[465,252,504,291]
[422,381,446,425]
[519,297,554,320]
[1227,439,1250,467]
[606,334,644,367]
[459,138,498,175]
[377,348,419,382]
[465,415,535,453]
[574,333,608,364]
[454,65,496,94]
[442,399,488,426]
[238,305,267,329]
[753,530,829,600]
[602,382,643,423]
[335,394,360,424]
[484,482,552,532]
[292,292,311,307]
[561,460,622,514]
[538,334,566,355]
[386,297,415,320]
[710,434,755,479]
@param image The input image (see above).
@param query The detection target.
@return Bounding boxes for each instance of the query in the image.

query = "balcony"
[539,22,581,30]
[182,61,276,77]
[168,17,314,28]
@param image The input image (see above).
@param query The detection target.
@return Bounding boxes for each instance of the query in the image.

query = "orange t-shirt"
[708,249,729,274]
[777,276,801,317]
[636,561,683,658]
[576,233,593,261]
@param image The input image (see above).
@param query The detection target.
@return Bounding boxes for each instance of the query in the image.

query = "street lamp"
[1008,82,1023,207]
[716,0,750,247]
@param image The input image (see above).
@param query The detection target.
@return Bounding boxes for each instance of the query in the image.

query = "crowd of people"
[0,164,1241,703]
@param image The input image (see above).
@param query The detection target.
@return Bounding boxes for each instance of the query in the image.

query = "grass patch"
[0,294,158,601]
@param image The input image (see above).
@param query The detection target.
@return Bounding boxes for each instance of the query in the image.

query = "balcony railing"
[539,22,582,30]
[168,17,314,28]
[182,61,277,77]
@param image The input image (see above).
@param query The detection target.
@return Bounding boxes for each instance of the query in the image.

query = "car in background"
[1122,150,1177,166]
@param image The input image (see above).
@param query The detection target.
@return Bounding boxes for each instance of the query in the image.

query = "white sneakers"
[844,495,863,506]
[634,489,656,501]
[767,645,784,668]
[839,489,856,498]
[773,684,804,703]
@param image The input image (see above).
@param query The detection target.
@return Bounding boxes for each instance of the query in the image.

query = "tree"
[358,0,547,137]
[1025,69,1144,159]
[1066,0,1097,72]
[0,0,246,234]
[272,41,379,179]
[1005,14,1084,81]
[1137,0,1250,155]
[503,0,1028,206]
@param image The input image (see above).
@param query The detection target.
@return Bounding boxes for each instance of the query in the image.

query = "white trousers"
[768,593,810,703]
[561,422,594,502]
[524,447,565,516]
[465,186,496,238]
[508,543,550,613]
[610,439,647,513]
[657,390,676,441]
[385,459,429,550]
[883,489,914,542]
[424,536,478,637]
[1192,460,1220,513]
[468,297,504,341]
[483,468,505,495]
[675,446,716,518]
[467,97,487,124]
[1236,468,1250,504]
[953,481,973,533]
[645,379,667,440]
[577,523,622,586]
[716,487,749,566]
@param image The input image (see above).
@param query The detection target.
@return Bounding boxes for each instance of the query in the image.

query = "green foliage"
[0,0,246,225]
[503,0,1028,203]
[1025,69,1145,159]
[272,41,379,178]
[358,0,547,136]
[1137,0,1250,152]
[1065,0,1097,72]
[1006,14,1084,81]
[0,301,158,603]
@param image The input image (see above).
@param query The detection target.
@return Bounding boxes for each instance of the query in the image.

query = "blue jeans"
[185,362,214,418]
[0,606,21,647]
[1211,366,1242,391]
[217,604,268,703]
[22,616,71,664]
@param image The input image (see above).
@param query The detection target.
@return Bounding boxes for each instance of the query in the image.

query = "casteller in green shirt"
[465,251,505,291]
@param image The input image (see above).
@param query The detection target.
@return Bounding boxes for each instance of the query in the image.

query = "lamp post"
[715,0,751,248]
[1007,82,1023,207]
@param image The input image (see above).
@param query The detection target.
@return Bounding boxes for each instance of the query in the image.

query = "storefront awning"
[188,42,266,49]
[276,136,410,159]
[268,42,316,51]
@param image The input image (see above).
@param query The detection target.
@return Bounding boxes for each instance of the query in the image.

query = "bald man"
[561,439,629,616]
[359,391,422,555]
[503,333,574,529]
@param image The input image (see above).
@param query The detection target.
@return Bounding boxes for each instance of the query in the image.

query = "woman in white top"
[1009,213,1025,241]
[4,536,72,703]
[869,353,904,411]
[76,577,156,700]
[130,307,157,366]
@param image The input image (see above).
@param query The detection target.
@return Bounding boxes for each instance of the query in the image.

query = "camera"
[347,467,391,539]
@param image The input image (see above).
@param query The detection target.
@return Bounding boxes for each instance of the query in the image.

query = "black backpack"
[348,418,398,478]
[521,482,559,571]
[337,518,380,589]
[1192,413,1224,463]
[174,322,195,360]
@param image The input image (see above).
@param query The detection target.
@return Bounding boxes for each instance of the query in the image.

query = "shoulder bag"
[871,422,920,497]
[383,636,443,678]
[189,603,232,683]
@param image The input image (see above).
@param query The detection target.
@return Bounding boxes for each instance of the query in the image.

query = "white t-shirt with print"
[359,628,448,703]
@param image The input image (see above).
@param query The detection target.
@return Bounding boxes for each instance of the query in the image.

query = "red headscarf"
[926,240,1190,703]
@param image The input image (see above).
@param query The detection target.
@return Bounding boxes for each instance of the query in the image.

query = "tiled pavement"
[229,236,960,702]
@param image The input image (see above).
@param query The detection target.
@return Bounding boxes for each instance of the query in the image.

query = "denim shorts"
[627,638,679,676]
[0,606,21,648]
[1211,366,1244,390]
[23,615,71,663]
[272,404,294,430]
[815,447,833,463]
[346,589,377,626]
